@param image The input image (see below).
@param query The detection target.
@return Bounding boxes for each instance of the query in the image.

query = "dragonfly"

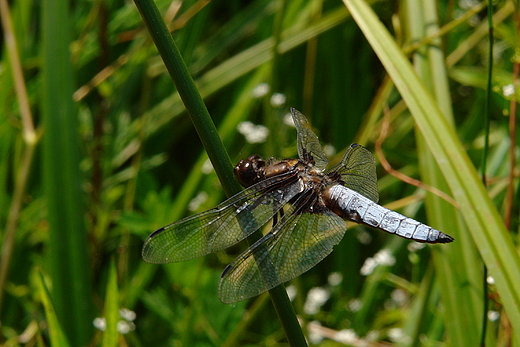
[142,108,454,303]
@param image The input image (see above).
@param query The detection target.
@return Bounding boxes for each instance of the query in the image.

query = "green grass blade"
[36,272,71,347]
[402,267,434,345]
[41,0,93,343]
[403,0,482,344]
[345,0,520,334]
[102,261,120,347]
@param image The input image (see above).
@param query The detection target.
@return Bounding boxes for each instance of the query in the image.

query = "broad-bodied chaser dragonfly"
[143,108,453,303]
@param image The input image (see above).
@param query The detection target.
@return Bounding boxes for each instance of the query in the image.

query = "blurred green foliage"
[0,0,518,346]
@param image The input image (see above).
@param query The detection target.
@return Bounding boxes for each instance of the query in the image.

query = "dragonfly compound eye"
[234,155,266,187]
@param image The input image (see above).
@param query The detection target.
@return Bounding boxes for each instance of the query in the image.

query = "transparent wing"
[142,172,303,264]
[218,191,347,303]
[291,108,329,171]
[326,143,379,203]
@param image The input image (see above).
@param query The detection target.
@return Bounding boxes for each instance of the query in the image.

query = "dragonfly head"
[234,155,266,187]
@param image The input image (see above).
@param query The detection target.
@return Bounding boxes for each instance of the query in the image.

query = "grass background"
[0,0,519,346]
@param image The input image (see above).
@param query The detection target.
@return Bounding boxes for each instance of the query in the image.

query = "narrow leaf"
[102,262,120,347]
[36,272,71,347]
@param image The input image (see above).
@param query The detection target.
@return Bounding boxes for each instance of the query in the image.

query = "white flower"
[328,272,343,286]
[307,321,324,344]
[93,317,106,331]
[348,298,362,312]
[119,308,136,321]
[391,289,408,305]
[487,276,495,285]
[93,309,137,334]
[252,83,270,98]
[304,287,330,315]
[360,257,377,276]
[503,84,515,97]
[270,93,286,107]
[374,249,395,266]
[334,329,357,344]
[237,121,269,143]
[388,328,410,344]
[361,249,395,276]
[117,320,136,334]
[488,310,500,321]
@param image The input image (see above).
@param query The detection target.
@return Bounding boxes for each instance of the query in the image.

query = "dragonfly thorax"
[234,156,301,188]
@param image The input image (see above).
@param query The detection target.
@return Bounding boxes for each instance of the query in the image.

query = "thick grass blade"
[344,0,520,334]
[403,0,482,345]
[41,0,93,344]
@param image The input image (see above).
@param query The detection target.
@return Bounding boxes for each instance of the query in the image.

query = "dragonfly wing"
[142,173,303,264]
[218,191,347,303]
[326,143,379,203]
[291,108,329,171]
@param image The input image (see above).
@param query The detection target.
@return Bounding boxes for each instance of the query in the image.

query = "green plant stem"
[133,0,239,197]
[133,0,307,345]
[0,141,36,312]
[0,0,38,313]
